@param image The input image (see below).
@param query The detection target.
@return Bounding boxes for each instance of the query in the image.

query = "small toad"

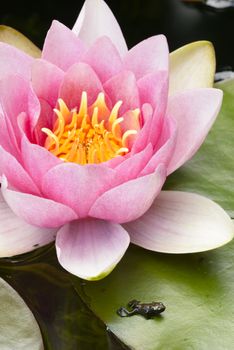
[117,299,166,319]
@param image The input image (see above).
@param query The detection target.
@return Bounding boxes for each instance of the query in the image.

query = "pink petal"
[115,143,153,181]
[137,70,168,108]
[141,117,177,176]
[82,36,123,83]
[0,43,33,80]
[89,164,166,223]
[121,110,141,134]
[0,75,40,145]
[31,59,64,107]
[131,104,154,154]
[59,63,103,109]
[167,88,223,174]
[124,35,169,79]
[104,155,126,169]
[42,163,117,217]
[56,218,130,280]
[0,146,39,195]
[125,191,234,253]
[0,112,21,157]
[0,113,19,159]
[21,136,62,189]
[17,112,33,142]
[0,193,56,257]
[42,20,86,71]
[131,101,166,154]
[1,176,78,228]
[138,72,169,148]
[33,98,54,145]
[72,0,128,57]
[104,71,140,114]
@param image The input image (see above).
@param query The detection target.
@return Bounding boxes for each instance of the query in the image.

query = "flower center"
[42,92,140,165]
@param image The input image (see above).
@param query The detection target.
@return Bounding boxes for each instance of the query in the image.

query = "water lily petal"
[56,218,130,280]
[72,0,128,57]
[42,20,86,71]
[0,113,20,159]
[131,104,154,154]
[0,25,41,58]
[42,163,116,217]
[0,146,40,195]
[141,117,177,176]
[125,191,234,253]
[104,155,126,169]
[115,143,153,181]
[167,88,223,174]
[59,62,103,109]
[169,41,216,96]
[104,70,139,114]
[17,112,32,143]
[0,192,56,257]
[137,70,168,108]
[138,72,169,147]
[124,35,169,79]
[0,42,33,80]
[83,36,123,83]
[0,75,40,145]
[32,59,64,107]
[33,98,54,146]
[21,136,62,189]
[1,176,78,228]
[89,164,166,223]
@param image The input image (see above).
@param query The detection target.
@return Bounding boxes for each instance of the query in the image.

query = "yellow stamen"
[58,98,70,118]
[116,147,129,155]
[53,109,65,138]
[109,101,123,124]
[42,92,140,165]
[42,128,59,153]
[122,130,138,148]
[91,107,99,127]
[112,117,124,139]
[79,91,88,116]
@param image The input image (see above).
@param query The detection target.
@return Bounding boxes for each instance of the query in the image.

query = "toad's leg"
[117,307,138,317]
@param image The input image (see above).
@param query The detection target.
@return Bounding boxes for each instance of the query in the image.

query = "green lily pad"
[165,79,234,218]
[73,241,234,350]
[0,277,44,350]
[71,79,234,349]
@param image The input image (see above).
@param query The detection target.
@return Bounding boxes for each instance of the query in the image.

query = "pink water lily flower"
[0,0,233,280]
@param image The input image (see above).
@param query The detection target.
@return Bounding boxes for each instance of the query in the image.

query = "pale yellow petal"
[169,41,216,96]
[0,25,41,58]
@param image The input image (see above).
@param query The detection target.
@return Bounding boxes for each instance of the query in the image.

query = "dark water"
[0,245,125,350]
[1,0,234,69]
[0,1,234,349]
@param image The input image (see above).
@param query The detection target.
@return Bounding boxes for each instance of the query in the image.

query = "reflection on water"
[183,0,234,9]
[215,68,234,81]
[206,0,234,8]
